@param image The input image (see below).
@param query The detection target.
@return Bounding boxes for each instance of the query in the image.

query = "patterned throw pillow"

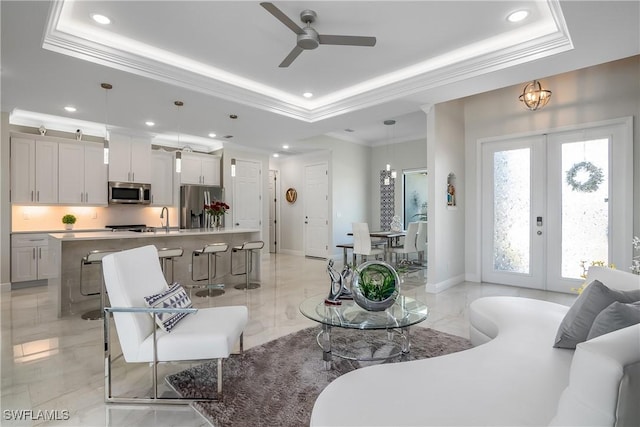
[143,282,193,333]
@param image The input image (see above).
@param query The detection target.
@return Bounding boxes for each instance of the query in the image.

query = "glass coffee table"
[299,294,429,369]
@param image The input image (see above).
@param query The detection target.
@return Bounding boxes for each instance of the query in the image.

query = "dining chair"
[352,222,385,265]
[416,221,428,264]
[390,221,420,263]
[102,245,248,404]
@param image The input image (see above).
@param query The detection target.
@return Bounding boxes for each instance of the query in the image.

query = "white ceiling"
[2,1,639,154]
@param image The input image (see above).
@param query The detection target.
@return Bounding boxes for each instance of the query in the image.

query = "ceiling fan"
[260,2,377,68]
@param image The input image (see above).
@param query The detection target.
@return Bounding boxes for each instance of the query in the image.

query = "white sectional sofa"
[311,267,640,426]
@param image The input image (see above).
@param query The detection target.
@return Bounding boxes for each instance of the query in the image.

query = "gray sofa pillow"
[554,280,640,349]
[586,301,640,340]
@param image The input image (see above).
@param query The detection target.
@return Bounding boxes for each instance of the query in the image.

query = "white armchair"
[102,245,248,404]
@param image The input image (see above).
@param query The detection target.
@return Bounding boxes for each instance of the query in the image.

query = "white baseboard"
[425,274,465,293]
[0,282,11,291]
[277,249,305,257]
[465,273,481,283]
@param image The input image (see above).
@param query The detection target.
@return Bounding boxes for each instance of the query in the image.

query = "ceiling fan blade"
[279,46,304,68]
[260,2,304,35]
[318,35,377,47]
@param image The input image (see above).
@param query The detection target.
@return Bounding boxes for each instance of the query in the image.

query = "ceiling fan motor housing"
[297,27,320,50]
[300,9,317,24]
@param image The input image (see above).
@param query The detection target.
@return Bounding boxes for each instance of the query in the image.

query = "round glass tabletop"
[299,294,428,330]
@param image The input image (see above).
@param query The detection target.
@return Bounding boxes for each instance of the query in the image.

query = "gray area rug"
[166,326,471,427]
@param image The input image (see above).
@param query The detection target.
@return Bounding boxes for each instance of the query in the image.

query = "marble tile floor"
[0,254,577,427]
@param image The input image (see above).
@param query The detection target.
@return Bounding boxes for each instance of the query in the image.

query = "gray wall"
[275,135,370,257]
[427,101,466,289]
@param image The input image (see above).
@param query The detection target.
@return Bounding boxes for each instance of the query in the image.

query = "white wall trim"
[278,249,304,257]
[43,0,573,123]
[465,273,481,283]
[425,274,465,294]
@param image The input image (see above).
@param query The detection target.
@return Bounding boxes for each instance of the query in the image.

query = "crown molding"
[43,1,572,123]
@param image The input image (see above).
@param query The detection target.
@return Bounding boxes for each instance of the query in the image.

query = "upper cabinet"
[180,152,221,186]
[11,136,58,204]
[150,150,174,206]
[109,134,151,184]
[58,141,108,205]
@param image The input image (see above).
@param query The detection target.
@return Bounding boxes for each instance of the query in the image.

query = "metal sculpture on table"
[325,260,353,305]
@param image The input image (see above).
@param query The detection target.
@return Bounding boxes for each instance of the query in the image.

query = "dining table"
[346,230,406,264]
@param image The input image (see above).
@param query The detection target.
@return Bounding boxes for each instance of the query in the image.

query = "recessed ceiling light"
[273,153,280,158]
[282,145,289,149]
[303,92,313,98]
[507,10,529,23]
[208,132,217,138]
[145,121,155,127]
[91,13,111,25]
[64,106,76,113]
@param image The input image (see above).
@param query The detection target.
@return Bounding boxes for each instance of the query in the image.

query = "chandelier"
[519,80,552,111]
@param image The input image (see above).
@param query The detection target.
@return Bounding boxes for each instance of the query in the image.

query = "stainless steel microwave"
[108,182,151,205]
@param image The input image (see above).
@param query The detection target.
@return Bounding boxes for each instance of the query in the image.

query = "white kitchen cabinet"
[150,150,174,206]
[11,234,55,282]
[10,136,58,204]
[180,152,220,185]
[58,141,108,205]
[108,134,152,183]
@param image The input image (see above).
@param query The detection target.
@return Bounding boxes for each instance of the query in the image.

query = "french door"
[481,119,632,292]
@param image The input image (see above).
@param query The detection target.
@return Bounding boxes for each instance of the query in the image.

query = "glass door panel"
[560,139,609,279]
[403,169,428,225]
[493,148,531,274]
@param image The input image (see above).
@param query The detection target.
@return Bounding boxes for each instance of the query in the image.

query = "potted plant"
[351,261,400,311]
[62,214,76,230]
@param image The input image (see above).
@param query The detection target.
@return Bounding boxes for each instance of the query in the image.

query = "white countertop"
[48,228,260,241]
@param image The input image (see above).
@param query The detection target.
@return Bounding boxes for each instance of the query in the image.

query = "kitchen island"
[48,228,261,317]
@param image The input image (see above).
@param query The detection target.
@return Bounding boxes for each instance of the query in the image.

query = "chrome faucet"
[160,207,169,233]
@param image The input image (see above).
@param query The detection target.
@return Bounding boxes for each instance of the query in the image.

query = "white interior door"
[481,119,633,292]
[304,163,329,258]
[233,159,261,229]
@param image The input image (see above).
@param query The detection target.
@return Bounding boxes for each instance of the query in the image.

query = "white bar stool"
[191,243,229,297]
[79,249,120,320]
[157,247,183,283]
[231,240,264,290]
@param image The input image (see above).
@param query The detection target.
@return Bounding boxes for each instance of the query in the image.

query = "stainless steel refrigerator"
[180,185,224,229]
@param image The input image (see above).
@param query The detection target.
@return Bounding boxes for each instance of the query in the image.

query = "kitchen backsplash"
[11,205,178,232]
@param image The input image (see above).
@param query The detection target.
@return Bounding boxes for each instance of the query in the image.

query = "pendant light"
[174,100,183,173]
[229,114,238,177]
[519,80,552,110]
[384,119,396,184]
[101,83,112,164]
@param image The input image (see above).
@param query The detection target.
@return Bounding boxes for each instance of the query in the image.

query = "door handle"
[33,248,36,259]
[537,230,542,235]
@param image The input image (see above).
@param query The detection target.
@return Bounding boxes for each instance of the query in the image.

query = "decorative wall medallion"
[285,188,298,203]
